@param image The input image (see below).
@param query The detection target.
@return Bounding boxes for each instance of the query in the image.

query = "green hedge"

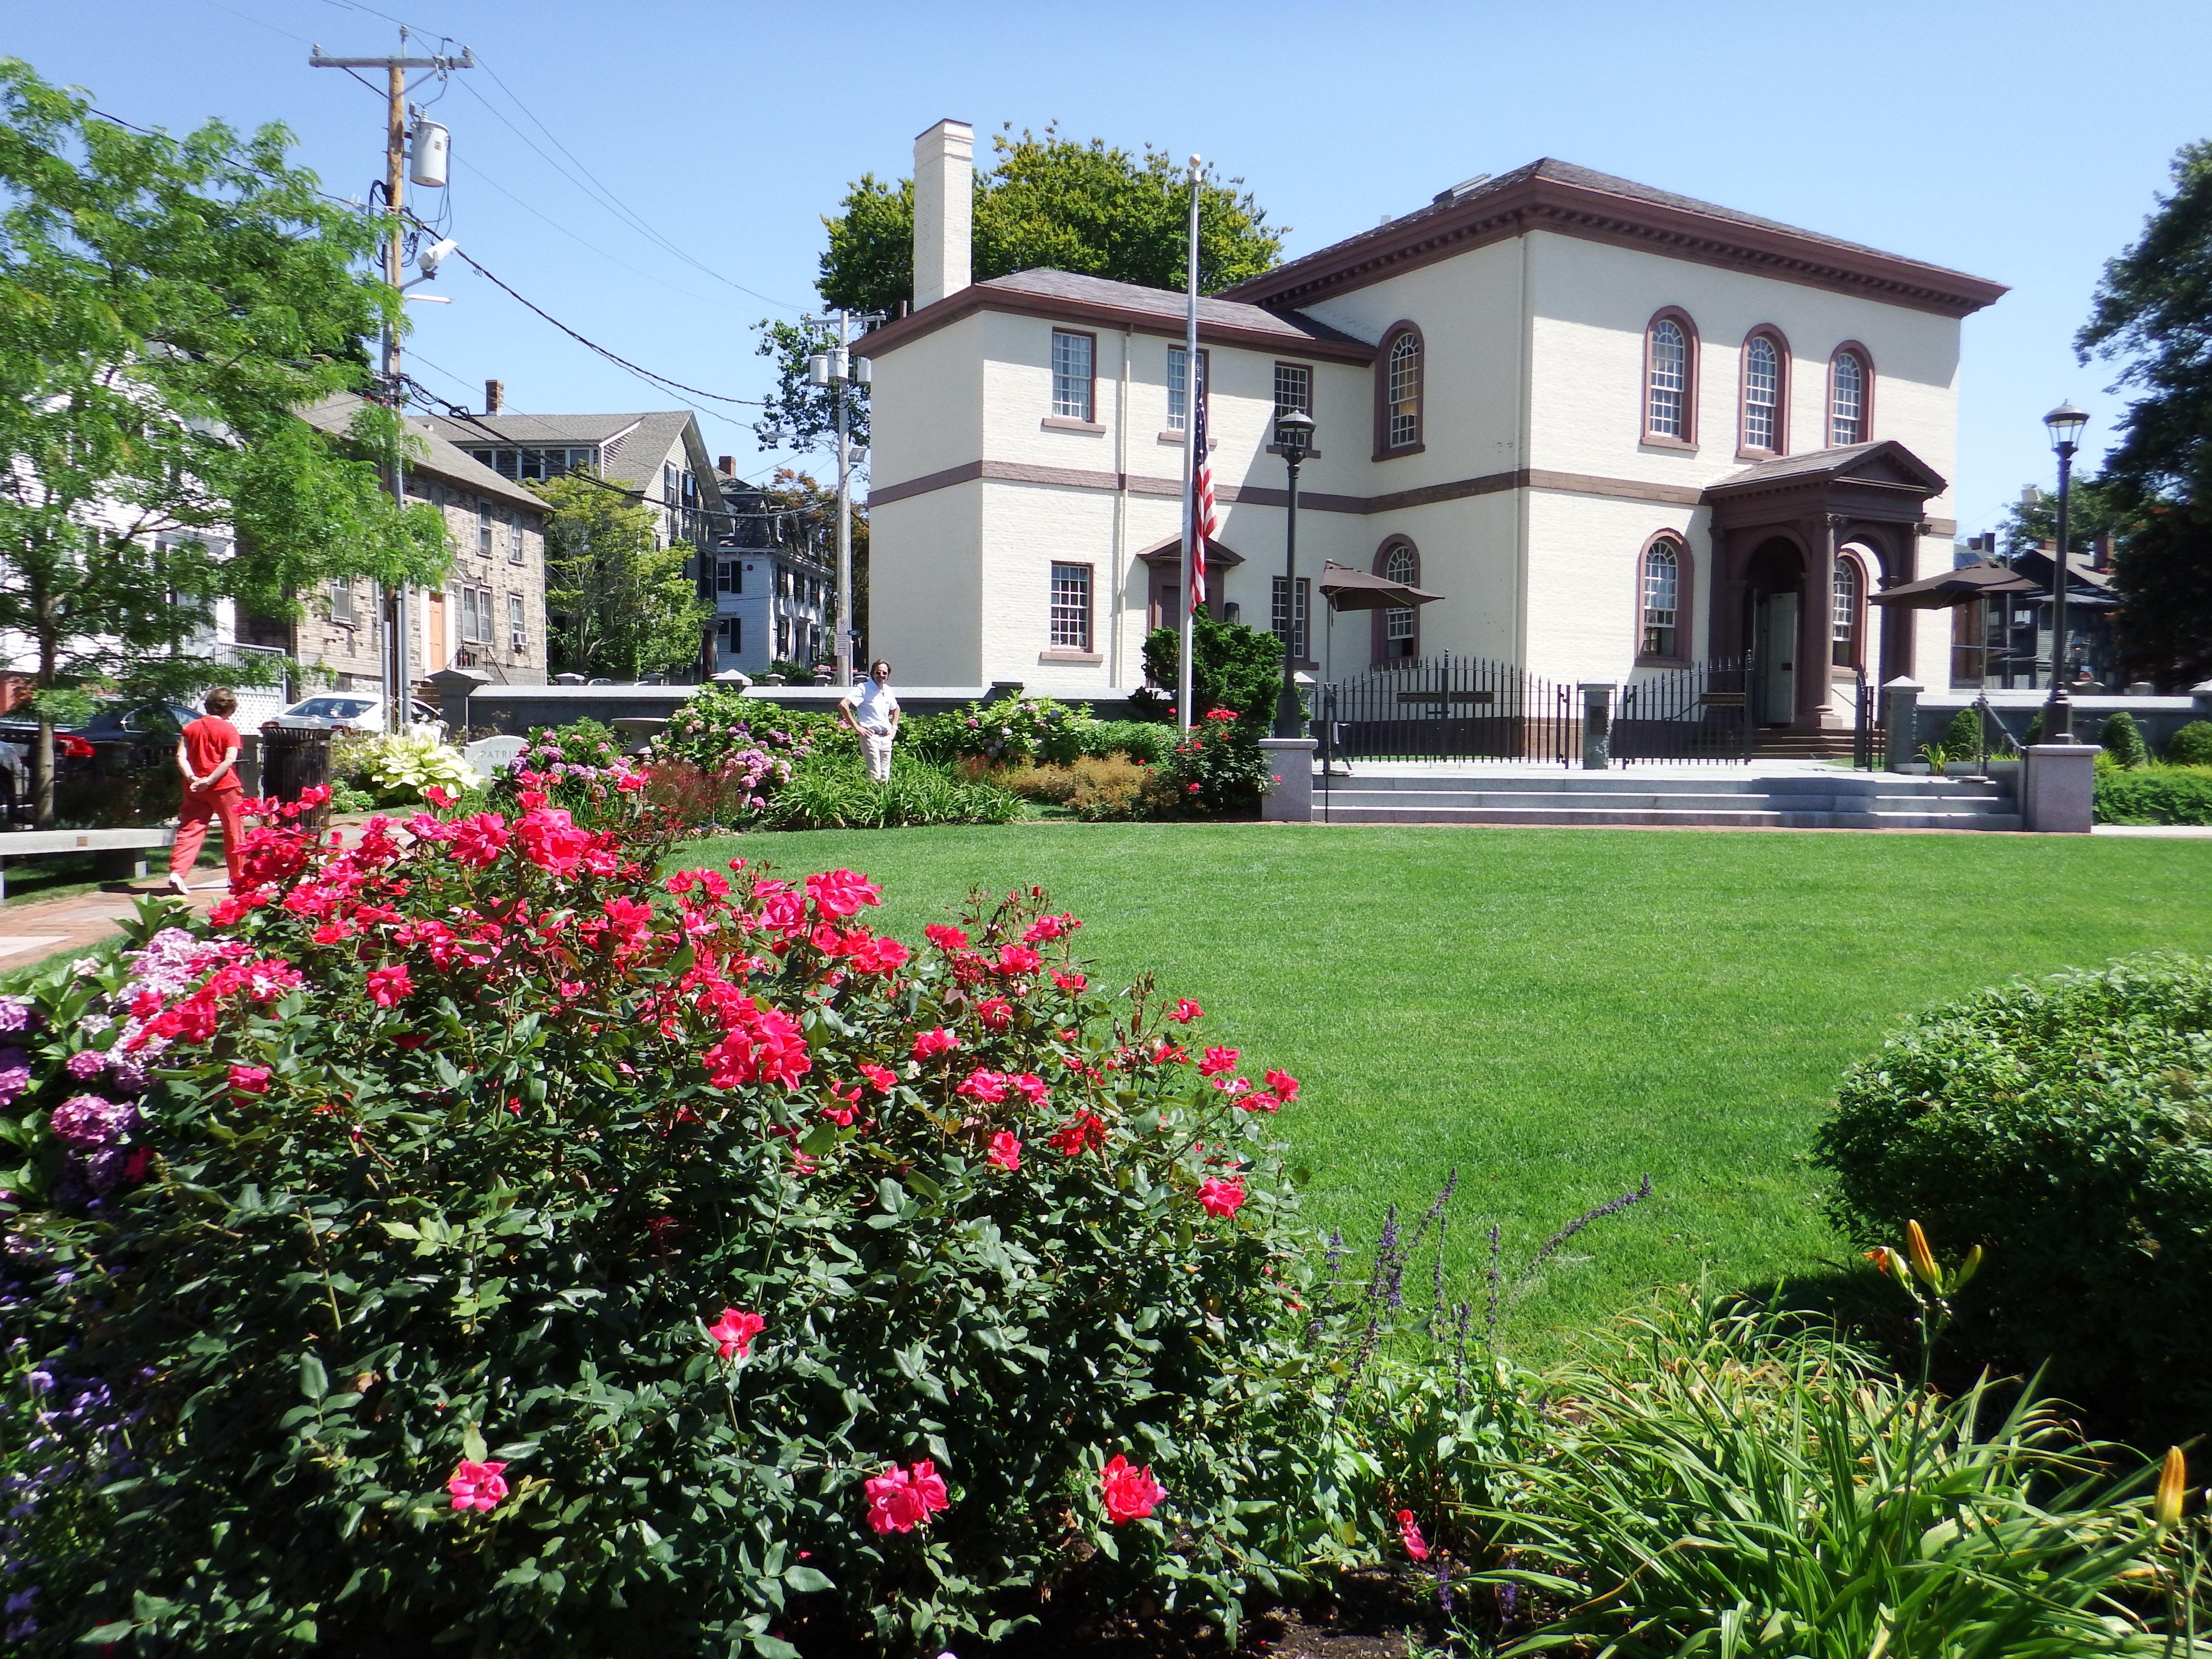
[2093,763,2212,825]
[2168,719,2212,767]
[1814,954,2212,1436]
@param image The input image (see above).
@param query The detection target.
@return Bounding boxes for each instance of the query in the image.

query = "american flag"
[1189,356,1216,613]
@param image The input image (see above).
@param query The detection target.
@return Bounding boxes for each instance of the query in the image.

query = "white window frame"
[1271,575,1311,662]
[1387,333,1421,448]
[1648,319,1687,439]
[1049,561,1093,650]
[327,578,356,625]
[1641,541,1682,659]
[1051,330,1095,421]
[1273,361,1313,417]
[1743,335,1781,453]
[1831,351,1866,446]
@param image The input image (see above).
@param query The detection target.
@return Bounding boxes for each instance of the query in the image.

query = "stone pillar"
[1579,681,1615,770]
[1883,677,1922,773]
[1257,737,1318,822]
[2020,743,2098,833]
[428,667,486,736]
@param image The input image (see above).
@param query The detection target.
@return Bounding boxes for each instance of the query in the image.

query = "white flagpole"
[1178,154,1200,736]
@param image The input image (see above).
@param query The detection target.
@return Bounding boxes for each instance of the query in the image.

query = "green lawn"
[677,824,2212,1352]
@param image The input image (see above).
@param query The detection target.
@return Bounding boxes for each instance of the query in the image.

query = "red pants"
[171,786,245,889]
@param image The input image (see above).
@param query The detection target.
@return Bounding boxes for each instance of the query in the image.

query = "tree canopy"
[0,57,447,810]
[2077,139,2212,685]
[534,472,705,682]
[755,128,1284,456]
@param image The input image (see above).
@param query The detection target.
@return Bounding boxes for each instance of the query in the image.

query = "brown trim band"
[870,459,1709,515]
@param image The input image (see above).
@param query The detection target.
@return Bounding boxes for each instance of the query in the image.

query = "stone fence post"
[1257,737,1319,823]
[1883,677,1923,773]
[1578,682,1615,771]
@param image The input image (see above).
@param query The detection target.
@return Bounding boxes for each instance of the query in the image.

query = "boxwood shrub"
[2166,719,2212,767]
[1813,954,2212,1434]
[0,795,1322,1654]
[2093,763,2212,825]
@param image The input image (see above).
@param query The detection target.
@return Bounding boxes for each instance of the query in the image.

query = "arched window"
[1375,539,1420,662]
[1740,330,1787,454]
[1647,317,1690,439]
[1387,331,1422,448]
[1641,539,1683,659]
[1831,554,1863,666]
[1830,349,1868,446]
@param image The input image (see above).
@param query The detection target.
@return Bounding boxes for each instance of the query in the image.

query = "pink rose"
[864,1458,951,1534]
[707,1307,766,1361]
[1196,1176,1246,1218]
[1100,1453,1165,1524]
[447,1458,509,1513]
[987,1130,1022,1171]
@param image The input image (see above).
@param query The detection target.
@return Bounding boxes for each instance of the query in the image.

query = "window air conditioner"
[510,631,527,653]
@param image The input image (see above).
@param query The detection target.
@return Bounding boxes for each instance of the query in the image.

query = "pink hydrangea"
[50,1094,137,1150]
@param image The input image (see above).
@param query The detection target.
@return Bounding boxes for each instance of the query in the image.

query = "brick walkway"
[0,881,223,970]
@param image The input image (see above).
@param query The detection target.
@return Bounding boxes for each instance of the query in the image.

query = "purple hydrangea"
[65,1050,106,1081]
[104,1055,147,1095]
[85,1147,132,1196]
[0,997,31,1036]
[49,1096,137,1151]
[0,1057,29,1110]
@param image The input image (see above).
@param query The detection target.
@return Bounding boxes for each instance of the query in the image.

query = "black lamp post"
[2041,401,2090,742]
[1271,406,1316,738]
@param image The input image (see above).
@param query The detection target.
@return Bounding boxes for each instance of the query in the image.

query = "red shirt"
[182,716,242,790]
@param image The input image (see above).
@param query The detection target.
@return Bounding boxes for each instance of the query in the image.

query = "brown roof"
[1222,159,2008,319]
[296,394,547,513]
[854,268,1376,365]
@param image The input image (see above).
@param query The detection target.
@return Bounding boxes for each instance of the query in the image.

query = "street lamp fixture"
[2040,401,2090,742]
[1271,407,1317,738]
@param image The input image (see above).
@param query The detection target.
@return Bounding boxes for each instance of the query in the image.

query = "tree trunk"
[34,623,55,829]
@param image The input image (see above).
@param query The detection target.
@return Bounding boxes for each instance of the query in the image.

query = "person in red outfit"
[168,688,245,895]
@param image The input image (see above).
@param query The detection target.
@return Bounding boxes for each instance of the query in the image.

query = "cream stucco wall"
[871,483,984,685]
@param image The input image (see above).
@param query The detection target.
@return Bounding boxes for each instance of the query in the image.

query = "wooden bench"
[0,827,179,901]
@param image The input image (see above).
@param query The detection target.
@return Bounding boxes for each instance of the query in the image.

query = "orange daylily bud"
[2157,1445,2187,1532]
[1905,1220,1940,1288]
[1863,1248,1890,1277]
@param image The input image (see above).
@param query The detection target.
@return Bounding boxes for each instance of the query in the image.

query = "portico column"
[1797,516,1839,728]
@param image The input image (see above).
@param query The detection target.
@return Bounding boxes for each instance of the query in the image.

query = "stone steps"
[1309,770,2020,830]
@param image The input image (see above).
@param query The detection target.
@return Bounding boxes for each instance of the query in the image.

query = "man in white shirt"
[840,660,901,782]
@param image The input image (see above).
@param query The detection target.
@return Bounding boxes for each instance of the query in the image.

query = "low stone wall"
[1908,685,2212,756]
[427,673,1146,737]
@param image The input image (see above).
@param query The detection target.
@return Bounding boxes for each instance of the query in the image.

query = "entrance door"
[1754,591,1798,724]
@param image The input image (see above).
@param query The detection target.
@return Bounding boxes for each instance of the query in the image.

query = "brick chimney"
[912,119,974,311]
[717,455,735,476]
[484,378,504,415]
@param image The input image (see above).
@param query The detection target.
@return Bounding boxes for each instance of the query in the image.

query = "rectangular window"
[1049,562,1093,650]
[476,505,493,560]
[488,449,519,480]
[507,511,524,564]
[327,579,356,625]
[508,592,526,648]
[1051,330,1095,421]
[1273,362,1312,417]
[1166,347,1210,432]
[1271,575,1311,661]
[717,557,743,595]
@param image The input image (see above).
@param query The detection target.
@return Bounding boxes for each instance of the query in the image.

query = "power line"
[451,156,723,309]
[432,236,763,408]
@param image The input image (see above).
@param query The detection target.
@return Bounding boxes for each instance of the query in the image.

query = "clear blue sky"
[15,0,2211,538]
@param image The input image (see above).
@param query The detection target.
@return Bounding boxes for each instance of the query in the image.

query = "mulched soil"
[987,1569,1449,1659]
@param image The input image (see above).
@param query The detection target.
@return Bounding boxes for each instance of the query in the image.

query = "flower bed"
[0,791,1319,1652]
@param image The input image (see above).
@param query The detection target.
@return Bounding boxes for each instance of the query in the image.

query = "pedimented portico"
[1703,442,1949,729]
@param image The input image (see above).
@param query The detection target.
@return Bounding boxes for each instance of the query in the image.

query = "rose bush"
[0,793,1326,1654]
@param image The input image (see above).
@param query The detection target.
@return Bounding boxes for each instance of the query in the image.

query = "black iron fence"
[1612,657,1754,764]
[1318,656,1576,767]
[1318,656,1759,767]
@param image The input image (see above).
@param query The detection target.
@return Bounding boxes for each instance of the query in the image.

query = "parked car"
[0,699,200,827]
[267,693,442,732]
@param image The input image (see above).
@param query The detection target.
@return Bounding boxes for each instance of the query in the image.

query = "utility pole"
[311,30,472,730]
[804,312,881,685]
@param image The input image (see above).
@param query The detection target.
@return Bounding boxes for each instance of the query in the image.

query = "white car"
[269,694,442,732]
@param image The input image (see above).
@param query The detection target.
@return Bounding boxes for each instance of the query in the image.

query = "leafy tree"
[1140,614,1285,733]
[533,472,707,682]
[1997,474,2134,564]
[756,467,865,658]
[755,127,1284,455]
[2077,139,2212,685]
[0,58,445,819]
